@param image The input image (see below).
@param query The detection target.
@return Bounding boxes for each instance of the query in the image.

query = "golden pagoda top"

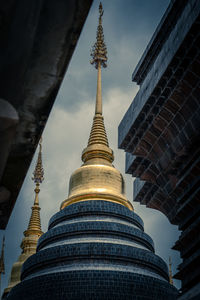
[61,3,133,211]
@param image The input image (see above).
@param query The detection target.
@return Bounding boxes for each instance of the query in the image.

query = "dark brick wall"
[118,0,200,298]
[9,271,178,300]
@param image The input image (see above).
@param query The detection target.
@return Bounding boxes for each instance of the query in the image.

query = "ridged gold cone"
[88,114,109,147]
[25,187,42,236]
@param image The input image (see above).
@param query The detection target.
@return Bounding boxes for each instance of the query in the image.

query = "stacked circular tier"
[8,201,178,299]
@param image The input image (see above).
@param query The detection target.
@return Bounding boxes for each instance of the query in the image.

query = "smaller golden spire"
[23,137,44,249]
[169,256,174,285]
[3,139,44,298]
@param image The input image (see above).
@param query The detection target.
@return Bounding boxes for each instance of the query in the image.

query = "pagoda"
[8,4,178,299]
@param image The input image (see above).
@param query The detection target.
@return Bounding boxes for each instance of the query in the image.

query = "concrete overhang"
[0,0,93,229]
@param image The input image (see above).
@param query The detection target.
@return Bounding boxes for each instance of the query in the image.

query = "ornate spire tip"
[90,2,107,69]
[32,137,44,185]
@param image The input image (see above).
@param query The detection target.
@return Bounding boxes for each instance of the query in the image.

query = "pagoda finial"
[90,2,107,116]
[90,2,107,69]
[169,256,174,285]
[32,137,44,185]
[32,137,44,204]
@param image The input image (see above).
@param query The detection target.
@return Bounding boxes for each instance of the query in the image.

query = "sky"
[0,0,181,294]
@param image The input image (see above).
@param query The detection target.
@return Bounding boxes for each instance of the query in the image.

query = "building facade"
[118,0,200,299]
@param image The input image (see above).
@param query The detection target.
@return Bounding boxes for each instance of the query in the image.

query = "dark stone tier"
[8,201,178,299]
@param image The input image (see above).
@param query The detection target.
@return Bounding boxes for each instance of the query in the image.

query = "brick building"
[118,0,200,299]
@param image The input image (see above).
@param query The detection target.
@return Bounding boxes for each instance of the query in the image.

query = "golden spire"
[169,256,174,285]
[88,2,108,149]
[3,139,44,297]
[23,137,44,252]
[60,3,133,211]
[82,2,112,164]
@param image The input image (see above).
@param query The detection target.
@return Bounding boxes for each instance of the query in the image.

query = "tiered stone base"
[8,201,178,299]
